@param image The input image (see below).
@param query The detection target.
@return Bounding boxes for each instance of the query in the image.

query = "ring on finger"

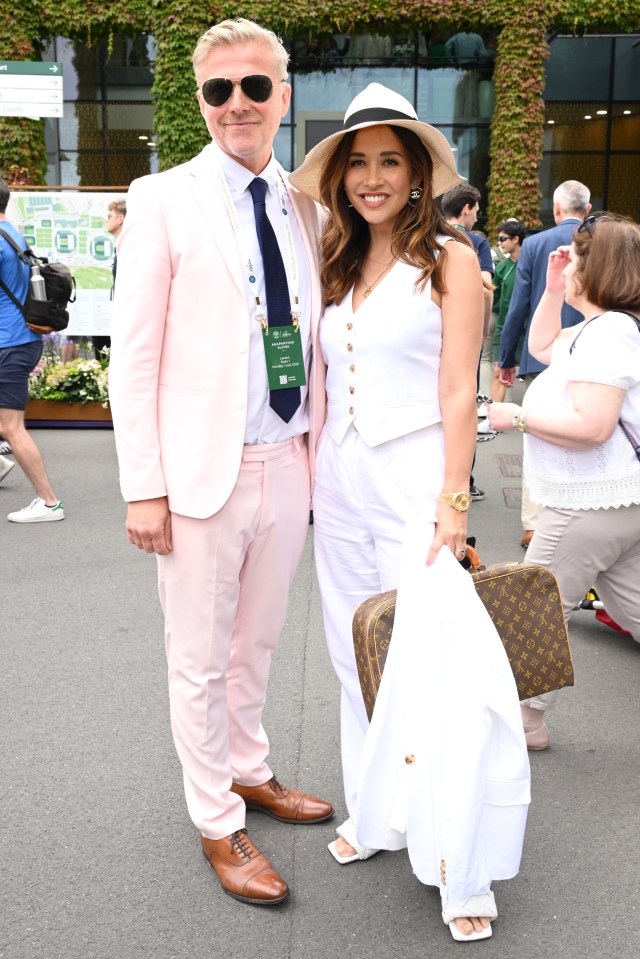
[455,547,466,556]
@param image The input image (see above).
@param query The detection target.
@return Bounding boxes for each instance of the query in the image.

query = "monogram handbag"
[353,562,574,722]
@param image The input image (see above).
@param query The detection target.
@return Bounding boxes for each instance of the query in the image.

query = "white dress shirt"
[212,143,311,444]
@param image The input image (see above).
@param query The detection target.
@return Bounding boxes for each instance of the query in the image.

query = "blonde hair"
[108,198,127,217]
[192,18,289,85]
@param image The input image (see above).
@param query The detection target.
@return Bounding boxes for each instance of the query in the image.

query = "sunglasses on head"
[201,74,275,107]
[497,235,511,243]
[577,214,613,237]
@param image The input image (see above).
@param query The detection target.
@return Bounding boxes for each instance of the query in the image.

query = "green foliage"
[152,14,211,170]
[486,19,549,233]
[1,0,639,222]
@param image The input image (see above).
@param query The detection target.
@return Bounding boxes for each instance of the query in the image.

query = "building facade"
[2,6,639,232]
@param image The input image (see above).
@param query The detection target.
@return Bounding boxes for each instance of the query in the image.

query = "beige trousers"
[523,501,640,710]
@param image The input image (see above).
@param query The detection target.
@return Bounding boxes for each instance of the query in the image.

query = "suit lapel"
[281,167,322,338]
[187,145,245,299]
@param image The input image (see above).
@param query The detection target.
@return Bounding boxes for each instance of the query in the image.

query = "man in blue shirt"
[0,177,64,522]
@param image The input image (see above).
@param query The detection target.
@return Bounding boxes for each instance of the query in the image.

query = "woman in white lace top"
[489,214,640,749]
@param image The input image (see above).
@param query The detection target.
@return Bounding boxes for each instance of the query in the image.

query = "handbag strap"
[569,307,640,457]
[615,311,640,456]
[619,418,640,458]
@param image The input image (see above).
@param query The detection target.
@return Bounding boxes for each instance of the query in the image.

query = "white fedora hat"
[289,82,464,202]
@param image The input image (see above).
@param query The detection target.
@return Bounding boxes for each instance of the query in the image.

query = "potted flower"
[26,347,112,424]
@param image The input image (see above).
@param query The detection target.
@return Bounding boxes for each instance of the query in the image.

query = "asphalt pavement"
[2,410,639,959]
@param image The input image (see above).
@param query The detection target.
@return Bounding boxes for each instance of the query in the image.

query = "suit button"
[347,322,353,330]
[236,400,245,410]
[405,754,416,765]
[349,406,354,415]
[347,343,353,352]
[238,343,248,353]
[349,364,355,373]
[349,386,355,394]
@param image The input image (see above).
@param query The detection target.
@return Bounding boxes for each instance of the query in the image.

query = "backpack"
[0,227,76,335]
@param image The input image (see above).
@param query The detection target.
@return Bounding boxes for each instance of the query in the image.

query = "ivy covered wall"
[1,1,639,231]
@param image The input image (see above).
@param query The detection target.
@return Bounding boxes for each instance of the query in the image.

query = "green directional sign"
[0,61,62,75]
[0,60,63,118]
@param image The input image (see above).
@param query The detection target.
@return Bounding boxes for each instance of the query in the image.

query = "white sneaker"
[7,497,65,523]
[0,455,15,485]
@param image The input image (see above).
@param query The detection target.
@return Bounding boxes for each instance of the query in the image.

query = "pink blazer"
[109,144,327,519]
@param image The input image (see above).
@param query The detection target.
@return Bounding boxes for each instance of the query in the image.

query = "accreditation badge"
[262,324,307,390]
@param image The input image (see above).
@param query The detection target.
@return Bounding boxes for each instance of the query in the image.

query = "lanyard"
[501,261,516,283]
[215,165,301,332]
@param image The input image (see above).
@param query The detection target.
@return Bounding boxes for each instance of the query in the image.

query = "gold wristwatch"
[438,491,472,512]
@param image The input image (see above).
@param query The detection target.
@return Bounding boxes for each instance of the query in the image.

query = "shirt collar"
[211,141,279,197]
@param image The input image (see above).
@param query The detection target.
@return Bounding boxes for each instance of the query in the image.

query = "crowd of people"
[2,15,639,946]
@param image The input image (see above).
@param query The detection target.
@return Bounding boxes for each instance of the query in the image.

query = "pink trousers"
[157,436,310,839]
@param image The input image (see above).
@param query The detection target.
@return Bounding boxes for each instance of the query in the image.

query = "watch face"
[453,493,472,511]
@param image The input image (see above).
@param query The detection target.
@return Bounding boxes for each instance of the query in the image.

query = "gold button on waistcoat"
[347,343,353,352]
[347,322,353,330]
[405,754,416,765]
[349,386,355,394]
[349,364,355,373]
[349,406,354,415]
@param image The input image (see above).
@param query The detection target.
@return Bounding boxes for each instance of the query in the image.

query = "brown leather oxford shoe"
[231,776,334,824]
[201,829,289,905]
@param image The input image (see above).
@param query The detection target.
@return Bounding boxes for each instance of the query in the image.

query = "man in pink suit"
[109,17,332,906]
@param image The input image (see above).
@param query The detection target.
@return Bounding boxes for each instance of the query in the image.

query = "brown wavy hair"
[318,126,467,307]
[572,214,640,312]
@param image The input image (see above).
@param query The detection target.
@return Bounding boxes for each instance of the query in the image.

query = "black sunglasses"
[577,214,613,237]
[201,74,275,107]
[497,235,511,243]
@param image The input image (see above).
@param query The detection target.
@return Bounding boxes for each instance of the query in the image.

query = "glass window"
[544,103,608,151]
[419,68,494,124]
[613,36,640,100]
[607,154,640,221]
[293,66,414,114]
[273,125,292,170]
[61,150,154,188]
[544,37,612,102]
[538,153,606,225]
[610,103,640,150]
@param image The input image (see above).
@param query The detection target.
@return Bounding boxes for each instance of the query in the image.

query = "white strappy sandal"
[327,818,380,864]
[442,892,498,942]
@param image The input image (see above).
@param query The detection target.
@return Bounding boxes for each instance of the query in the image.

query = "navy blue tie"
[248,177,301,423]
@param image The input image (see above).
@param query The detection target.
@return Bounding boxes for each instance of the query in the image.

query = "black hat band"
[344,107,415,130]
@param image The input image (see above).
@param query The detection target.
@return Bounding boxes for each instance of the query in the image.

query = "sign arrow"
[49,65,59,74]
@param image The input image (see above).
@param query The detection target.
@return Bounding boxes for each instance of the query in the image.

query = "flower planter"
[25,400,113,429]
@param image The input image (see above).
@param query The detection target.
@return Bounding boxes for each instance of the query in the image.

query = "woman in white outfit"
[489,214,640,749]
[290,84,530,942]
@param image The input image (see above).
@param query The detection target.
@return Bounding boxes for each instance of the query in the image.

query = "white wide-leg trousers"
[312,424,444,817]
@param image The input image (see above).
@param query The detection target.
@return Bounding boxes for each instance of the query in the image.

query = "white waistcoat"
[320,250,448,447]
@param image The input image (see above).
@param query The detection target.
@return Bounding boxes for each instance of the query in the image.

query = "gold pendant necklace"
[361,259,395,298]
